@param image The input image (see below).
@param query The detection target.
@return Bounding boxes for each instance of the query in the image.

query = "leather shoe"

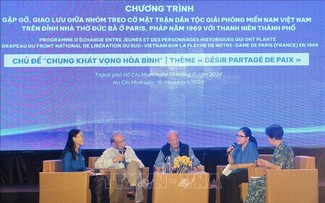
[127,188,136,200]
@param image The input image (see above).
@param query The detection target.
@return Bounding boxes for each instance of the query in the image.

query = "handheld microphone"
[119,147,127,163]
[226,142,237,157]
[119,147,127,154]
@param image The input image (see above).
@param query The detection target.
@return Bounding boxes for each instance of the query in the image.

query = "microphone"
[226,142,237,157]
[119,147,127,155]
[164,155,172,162]
[119,147,127,166]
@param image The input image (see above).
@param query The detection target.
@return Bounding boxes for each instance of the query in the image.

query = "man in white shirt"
[95,131,145,202]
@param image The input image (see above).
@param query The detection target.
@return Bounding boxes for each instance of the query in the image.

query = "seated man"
[94,131,145,202]
[154,130,201,169]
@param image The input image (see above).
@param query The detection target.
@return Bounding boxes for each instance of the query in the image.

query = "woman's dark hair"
[61,128,81,160]
[265,124,284,140]
[239,127,258,146]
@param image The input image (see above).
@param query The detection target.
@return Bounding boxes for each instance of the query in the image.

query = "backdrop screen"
[1,1,324,150]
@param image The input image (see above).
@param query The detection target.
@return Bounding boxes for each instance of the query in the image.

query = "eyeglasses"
[236,135,247,138]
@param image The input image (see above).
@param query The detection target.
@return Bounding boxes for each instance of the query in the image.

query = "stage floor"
[1,181,325,203]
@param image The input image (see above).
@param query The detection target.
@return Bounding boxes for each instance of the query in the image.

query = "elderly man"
[95,132,145,202]
[154,130,201,168]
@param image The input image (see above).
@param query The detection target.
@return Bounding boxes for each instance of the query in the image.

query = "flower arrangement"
[173,156,192,173]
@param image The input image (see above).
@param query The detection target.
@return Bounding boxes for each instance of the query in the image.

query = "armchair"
[245,155,318,203]
[39,160,91,203]
[216,154,273,203]
[88,156,149,203]
[216,155,318,203]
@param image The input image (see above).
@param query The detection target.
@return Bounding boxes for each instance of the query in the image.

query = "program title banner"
[1,1,324,150]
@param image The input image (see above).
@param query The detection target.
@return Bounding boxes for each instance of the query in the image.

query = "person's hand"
[256,158,268,167]
[113,154,125,162]
[85,170,94,175]
[230,164,240,170]
[226,146,234,156]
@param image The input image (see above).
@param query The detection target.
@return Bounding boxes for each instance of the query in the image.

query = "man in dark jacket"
[154,130,201,167]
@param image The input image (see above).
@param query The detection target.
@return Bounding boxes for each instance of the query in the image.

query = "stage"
[0,147,324,203]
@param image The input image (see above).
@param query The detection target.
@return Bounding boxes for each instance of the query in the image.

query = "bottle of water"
[190,156,195,172]
[166,156,172,173]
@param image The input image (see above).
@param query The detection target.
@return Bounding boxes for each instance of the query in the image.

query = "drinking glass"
[161,163,167,173]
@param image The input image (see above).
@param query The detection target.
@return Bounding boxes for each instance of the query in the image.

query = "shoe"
[127,186,136,200]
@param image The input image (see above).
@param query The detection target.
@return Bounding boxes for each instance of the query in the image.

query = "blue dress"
[61,148,88,172]
[61,148,109,203]
[245,141,294,203]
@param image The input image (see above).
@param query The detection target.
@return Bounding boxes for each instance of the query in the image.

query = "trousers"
[90,175,109,203]
[220,169,248,203]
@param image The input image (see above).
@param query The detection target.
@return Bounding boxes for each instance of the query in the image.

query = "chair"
[245,155,318,203]
[88,157,149,203]
[215,154,272,203]
[216,155,318,203]
[39,160,91,203]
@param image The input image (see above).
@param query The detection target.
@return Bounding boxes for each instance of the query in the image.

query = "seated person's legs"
[220,170,248,203]
[125,160,144,201]
[90,175,109,203]
[220,175,231,203]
